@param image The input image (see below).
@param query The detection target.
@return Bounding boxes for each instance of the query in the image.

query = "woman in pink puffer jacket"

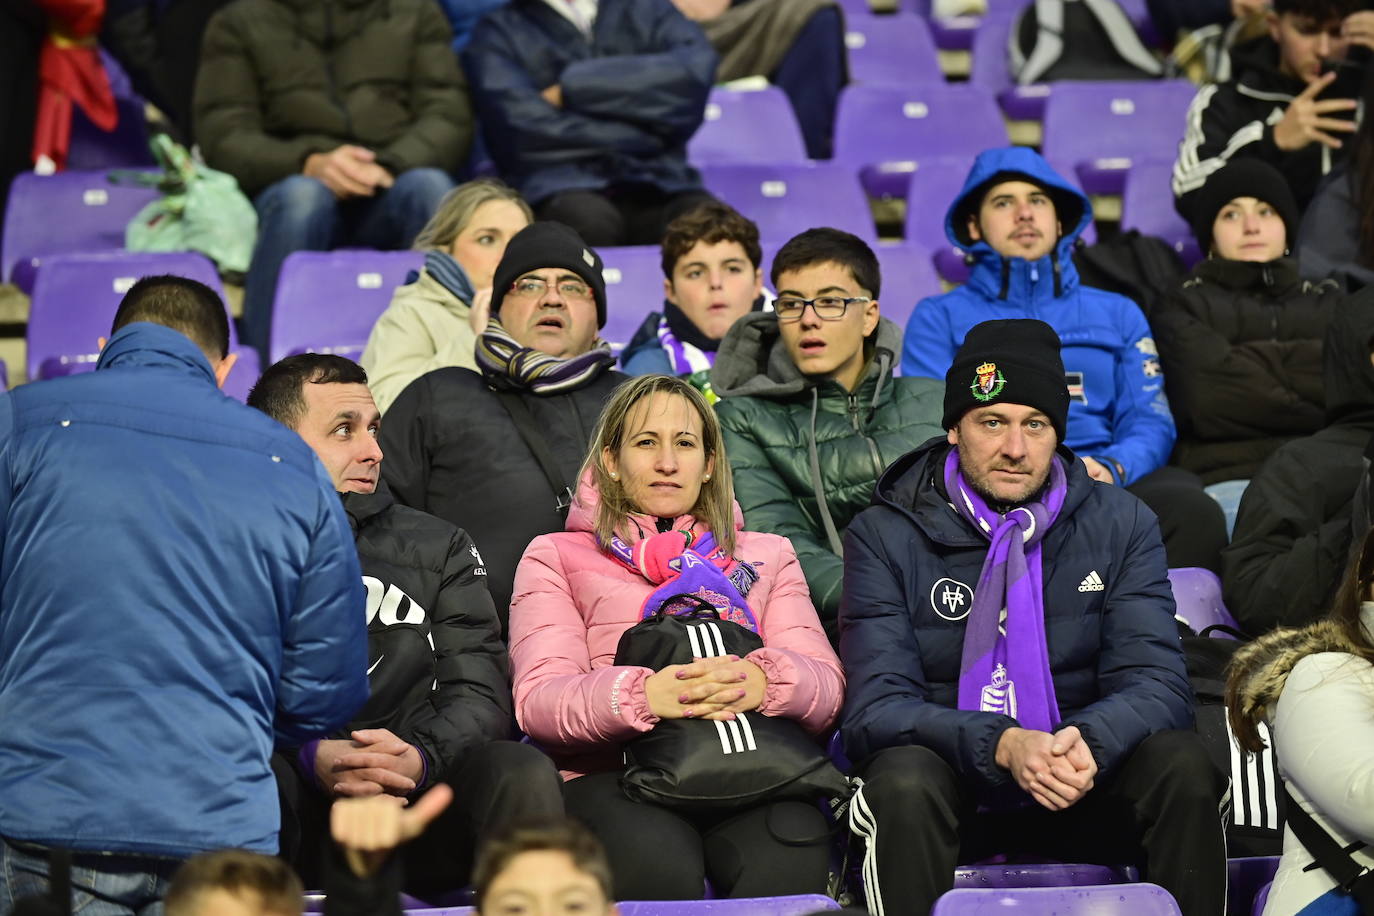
[509,374,844,901]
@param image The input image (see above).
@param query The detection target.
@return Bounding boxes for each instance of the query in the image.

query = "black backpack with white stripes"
[1011,0,1163,84]
[1184,631,1285,857]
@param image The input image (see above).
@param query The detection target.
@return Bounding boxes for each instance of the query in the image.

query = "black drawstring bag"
[613,598,850,810]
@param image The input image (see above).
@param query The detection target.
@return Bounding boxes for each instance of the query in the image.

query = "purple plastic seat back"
[931,882,1183,915]
[844,13,944,86]
[833,84,1008,199]
[401,896,839,916]
[2,169,162,292]
[953,863,1136,889]
[25,251,258,401]
[1228,856,1281,916]
[699,163,875,242]
[1041,80,1198,195]
[874,242,941,336]
[269,250,424,365]
[599,245,666,353]
[1167,567,1241,635]
[903,157,979,261]
[1121,158,1202,266]
[835,0,877,17]
[688,87,808,166]
[1252,881,1272,916]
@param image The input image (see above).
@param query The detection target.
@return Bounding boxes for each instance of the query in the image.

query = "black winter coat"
[840,438,1192,790]
[378,366,625,629]
[1154,257,1335,483]
[341,484,509,782]
[1223,286,1374,634]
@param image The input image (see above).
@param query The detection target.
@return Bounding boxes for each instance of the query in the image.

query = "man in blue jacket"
[902,146,1226,572]
[461,0,718,247]
[842,319,1225,916]
[0,276,369,914]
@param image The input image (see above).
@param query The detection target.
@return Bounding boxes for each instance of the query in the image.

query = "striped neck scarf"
[656,315,716,376]
[476,318,616,395]
[422,249,475,304]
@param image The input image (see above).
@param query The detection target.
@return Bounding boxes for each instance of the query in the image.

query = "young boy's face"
[1269,10,1349,83]
[774,260,879,393]
[665,239,763,341]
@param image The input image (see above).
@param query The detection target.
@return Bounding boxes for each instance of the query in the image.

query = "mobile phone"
[1319,56,1366,103]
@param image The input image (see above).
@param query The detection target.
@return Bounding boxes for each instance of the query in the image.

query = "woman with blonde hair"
[361,178,532,411]
[508,374,844,901]
[1226,525,1374,915]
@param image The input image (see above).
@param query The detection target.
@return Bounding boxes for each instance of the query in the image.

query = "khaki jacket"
[362,269,477,413]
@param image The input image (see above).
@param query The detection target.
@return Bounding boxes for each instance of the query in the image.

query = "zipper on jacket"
[848,393,885,478]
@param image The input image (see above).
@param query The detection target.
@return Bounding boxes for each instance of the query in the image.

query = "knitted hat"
[1188,159,1299,255]
[490,221,608,328]
[943,319,1070,441]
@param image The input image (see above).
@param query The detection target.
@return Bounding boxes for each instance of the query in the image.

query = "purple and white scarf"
[604,529,759,632]
[475,317,616,395]
[656,317,715,376]
[943,448,1068,734]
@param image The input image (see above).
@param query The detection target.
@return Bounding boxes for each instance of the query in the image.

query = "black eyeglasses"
[774,296,871,322]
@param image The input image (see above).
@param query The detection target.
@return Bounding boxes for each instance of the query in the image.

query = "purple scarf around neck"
[604,529,760,632]
[943,448,1068,734]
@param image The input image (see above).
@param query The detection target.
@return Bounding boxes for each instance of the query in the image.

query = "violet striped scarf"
[475,318,616,395]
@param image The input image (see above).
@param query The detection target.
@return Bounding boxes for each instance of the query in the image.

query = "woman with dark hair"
[1226,525,1374,914]
[508,374,843,901]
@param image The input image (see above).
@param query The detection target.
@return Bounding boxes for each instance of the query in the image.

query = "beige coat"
[361,269,478,413]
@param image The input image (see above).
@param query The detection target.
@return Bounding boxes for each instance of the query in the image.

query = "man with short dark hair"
[1173,0,1374,217]
[380,222,625,628]
[249,354,562,892]
[711,228,943,640]
[842,319,1226,916]
[0,276,367,913]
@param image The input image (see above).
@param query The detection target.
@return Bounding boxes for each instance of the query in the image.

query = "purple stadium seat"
[844,13,944,86]
[968,7,1052,124]
[953,863,1136,889]
[874,241,941,335]
[835,0,876,17]
[401,897,839,916]
[1252,881,1272,916]
[25,251,259,401]
[1228,856,1281,916]
[931,882,1183,915]
[268,250,424,365]
[1168,567,1241,635]
[1041,80,1198,195]
[834,84,1009,200]
[688,87,809,166]
[1121,159,1202,267]
[2,169,162,292]
[599,245,666,352]
[699,162,875,243]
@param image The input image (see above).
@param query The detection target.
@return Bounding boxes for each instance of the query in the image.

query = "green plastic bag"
[123,134,257,280]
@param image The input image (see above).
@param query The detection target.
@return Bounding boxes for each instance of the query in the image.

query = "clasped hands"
[644,654,767,721]
[314,728,425,801]
[995,725,1098,812]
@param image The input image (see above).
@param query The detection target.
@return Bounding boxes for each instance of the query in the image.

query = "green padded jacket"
[712,313,944,641]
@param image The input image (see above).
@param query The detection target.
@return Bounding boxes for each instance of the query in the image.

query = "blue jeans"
[0,837,179,915]
[1204,478,1250,539]
[242,167,454,359]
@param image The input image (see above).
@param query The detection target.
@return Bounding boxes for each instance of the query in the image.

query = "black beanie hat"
[1188,159,1299,256]
[490,221,608,328]
[943,319,1070,442]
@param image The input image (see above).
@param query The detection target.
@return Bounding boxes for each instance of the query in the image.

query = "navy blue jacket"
[839,436,1192,791]
[0,324,368,857]
[461,0,716,205]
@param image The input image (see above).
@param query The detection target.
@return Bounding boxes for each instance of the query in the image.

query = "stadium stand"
[687,87,810,166]
[698,162,876,242]
[843,12,945,86]
[1120,158,1204,266]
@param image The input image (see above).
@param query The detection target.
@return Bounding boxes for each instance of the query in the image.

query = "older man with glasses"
[709,227,945,644]
[379,221,626,632]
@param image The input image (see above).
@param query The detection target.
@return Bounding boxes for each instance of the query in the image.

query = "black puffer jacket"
[1154,257,1336,483]
[379,367,625,629]
[194,0,471,196]
[1223,286,1374,634]
[341,483,509,782]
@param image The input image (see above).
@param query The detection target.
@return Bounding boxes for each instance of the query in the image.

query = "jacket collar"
[1190,256,1301,296]
[96,323,221,388]
[340,479,395,536]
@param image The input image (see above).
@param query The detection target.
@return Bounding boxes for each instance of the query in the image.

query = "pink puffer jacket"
[509,479,844,780]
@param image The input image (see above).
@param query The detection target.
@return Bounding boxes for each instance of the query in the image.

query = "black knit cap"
[490,221,608,328]
[943,318,1070,441]
[1188,159,1299,256]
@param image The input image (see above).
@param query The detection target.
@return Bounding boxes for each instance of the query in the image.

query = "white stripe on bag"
[736,712,757,751]
[704,621,727,657]
[850,786,885,916]
[714,720,733,755]
[725,718,746,753]
[687,625,705,660]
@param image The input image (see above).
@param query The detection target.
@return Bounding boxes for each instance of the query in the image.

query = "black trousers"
[563,771,832,900]
[534,187,717,247]
[274,740,564,894]
[850,731,1227,916]
[1128,466,1228,574]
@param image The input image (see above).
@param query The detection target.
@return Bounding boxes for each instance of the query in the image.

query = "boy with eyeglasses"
[379,221,626,631]
[710,228,944,643]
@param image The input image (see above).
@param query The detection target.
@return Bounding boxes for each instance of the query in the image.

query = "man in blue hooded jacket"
[0,276,368,914]
[902,146,1226,571]
[843,319,1226,916]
